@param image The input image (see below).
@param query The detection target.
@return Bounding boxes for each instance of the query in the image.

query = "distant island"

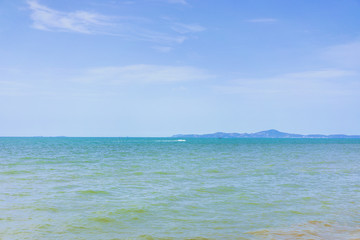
[172,129,360,138]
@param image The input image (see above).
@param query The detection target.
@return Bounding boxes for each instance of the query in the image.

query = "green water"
[1,138,359,239]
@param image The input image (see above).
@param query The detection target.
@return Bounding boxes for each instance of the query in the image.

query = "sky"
[1,0,360,137]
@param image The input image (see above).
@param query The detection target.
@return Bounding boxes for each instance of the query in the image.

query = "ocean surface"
[0,137,359,240]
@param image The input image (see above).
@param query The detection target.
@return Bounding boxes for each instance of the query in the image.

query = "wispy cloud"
[132,29,187,44]
[246,18,278,23]
[0,80,31,96]
[171,23,206,34]
[74,64,214,84]
[323,41,360,68]
[152,46,174,52]
[214,69,358,96]
[27,0,204,46]
[27,0,111,34]
[282,69,356,79]
[159,0,188,5]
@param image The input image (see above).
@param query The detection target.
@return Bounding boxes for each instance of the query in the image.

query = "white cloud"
[27,0,111,34]
[152,46,174,52]
[0,80,30,96]
[75,64,214,84]
[214,69,358,96]
[282,69,356,79]
[323,41,360,68]
[171,23,206,34]
[161,0,188,5]
[133,29,187,44]
[246,18,278,23]
[27,0,203,45]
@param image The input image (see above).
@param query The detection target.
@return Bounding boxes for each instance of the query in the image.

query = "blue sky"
[1,0,360,136]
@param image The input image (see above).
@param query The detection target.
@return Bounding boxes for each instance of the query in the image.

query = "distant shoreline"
[1,129,360,138]
[172,129,360,138]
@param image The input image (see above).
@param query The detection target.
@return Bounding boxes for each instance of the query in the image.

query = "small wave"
[33,207,59,212]
[0,170,32,175]
[279,183,303,188]
[77,190,110,195]
[247,220,360,239]
[153,171,175,175]
[113,207,148,214]
[139,235,215,240]
[196,186,236,194]
[89,216,116,223]
[154,139,186,142]
[6,192,31,197]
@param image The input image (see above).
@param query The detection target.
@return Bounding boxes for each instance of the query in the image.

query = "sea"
[0,137,359,240]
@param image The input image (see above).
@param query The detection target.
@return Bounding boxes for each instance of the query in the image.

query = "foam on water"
[0,137,359,239]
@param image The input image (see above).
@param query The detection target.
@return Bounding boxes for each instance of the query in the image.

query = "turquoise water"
[1,137,359,239]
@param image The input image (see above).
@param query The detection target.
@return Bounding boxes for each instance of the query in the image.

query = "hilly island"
[172,129,360,138]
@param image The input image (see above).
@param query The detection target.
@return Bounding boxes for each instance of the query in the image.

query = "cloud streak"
[214,69,358,96]
[27,0,111,34]
[75,64,214,85]
[323,41,360,68]
[27,0,204,46]
[282,69,356,79]
[171,23,206,34]
[246,18,278,23]
[159,0,188,5]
